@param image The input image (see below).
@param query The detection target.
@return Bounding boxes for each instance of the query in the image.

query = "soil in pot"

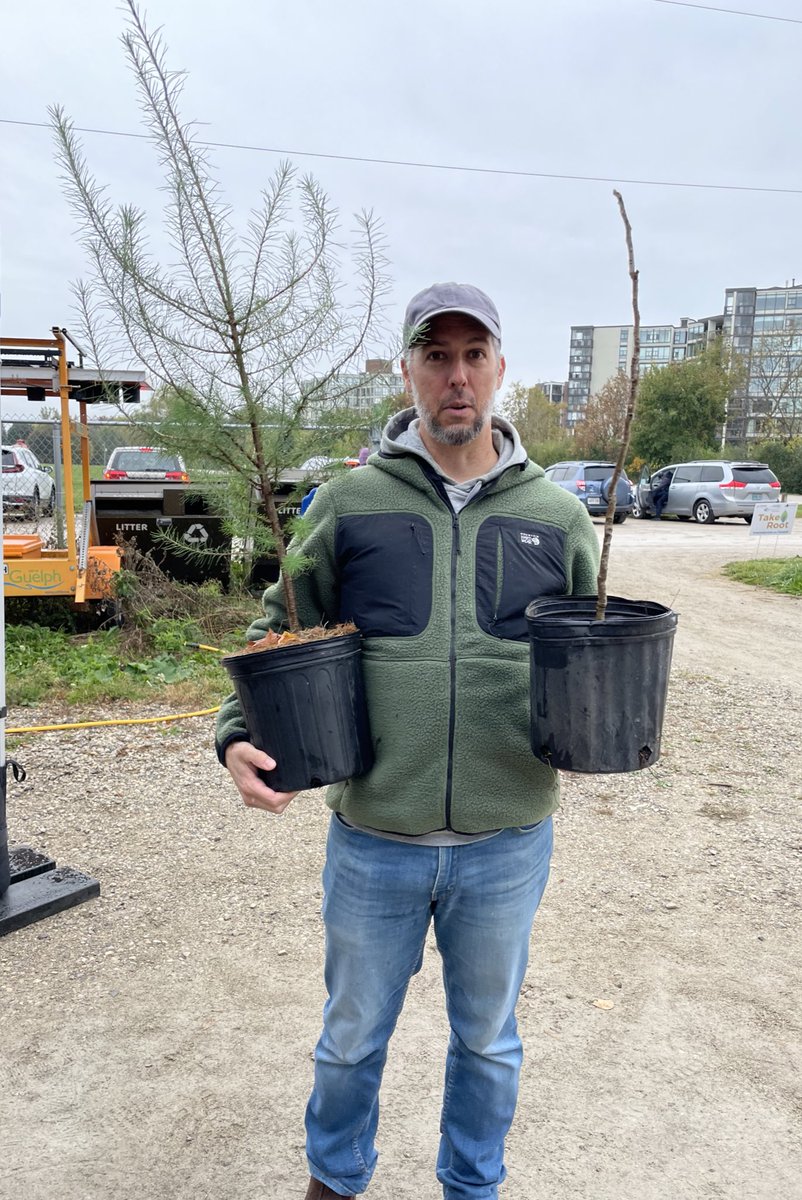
[223,625,374,792]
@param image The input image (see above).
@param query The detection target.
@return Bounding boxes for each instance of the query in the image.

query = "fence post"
[51,422,65,549]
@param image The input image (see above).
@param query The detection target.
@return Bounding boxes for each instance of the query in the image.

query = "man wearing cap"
[217,283,599,1199]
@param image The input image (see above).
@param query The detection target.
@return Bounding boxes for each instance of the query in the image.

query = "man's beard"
[411,384,492,446]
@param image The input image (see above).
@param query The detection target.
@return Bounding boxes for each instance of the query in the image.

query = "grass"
[4,619,236,711]
[724,556,802,596]
[4,564,259,710]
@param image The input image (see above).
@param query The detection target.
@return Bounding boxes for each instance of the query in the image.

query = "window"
[673,464,702,483]
[700,465,724,482]
[756,292,786,313]
[754,315,784,332]
[641,327,672,344]
[584,465,618,482]
[732,467,778,484]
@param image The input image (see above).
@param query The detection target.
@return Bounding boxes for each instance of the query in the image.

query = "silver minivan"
[634,460,781,523]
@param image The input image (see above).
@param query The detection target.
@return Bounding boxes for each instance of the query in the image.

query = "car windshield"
[113,451,182,472]
[732,467,777,484]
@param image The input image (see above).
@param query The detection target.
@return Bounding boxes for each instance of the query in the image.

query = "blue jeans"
[305,813,554,1198]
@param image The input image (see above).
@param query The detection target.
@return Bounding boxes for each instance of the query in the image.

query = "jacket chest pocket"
[474,517,567,641]
[336,512,434,637]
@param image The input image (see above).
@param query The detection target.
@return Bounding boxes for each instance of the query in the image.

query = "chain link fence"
[1,418,145,545]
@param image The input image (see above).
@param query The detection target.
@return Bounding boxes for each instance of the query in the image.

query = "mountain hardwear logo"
[520,531,540,546]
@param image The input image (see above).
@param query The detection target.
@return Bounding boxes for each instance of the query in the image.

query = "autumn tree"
[573,371,629,460]
[502,382,565,454]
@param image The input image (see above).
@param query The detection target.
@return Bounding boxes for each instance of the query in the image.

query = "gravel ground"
[1,519,801,1200]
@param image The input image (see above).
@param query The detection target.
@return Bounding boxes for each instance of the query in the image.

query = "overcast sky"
[2,0,801,418]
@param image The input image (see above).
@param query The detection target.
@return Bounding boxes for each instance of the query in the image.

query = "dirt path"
[1,520,800,1200]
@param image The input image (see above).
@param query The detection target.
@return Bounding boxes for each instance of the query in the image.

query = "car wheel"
[632,496,649,519]
[693,498,716,524]
[743,515,753,524]
[613,513,626,524]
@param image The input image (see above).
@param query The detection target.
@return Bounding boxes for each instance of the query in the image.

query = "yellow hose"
[7,707,221,734]
[7,644,226,733]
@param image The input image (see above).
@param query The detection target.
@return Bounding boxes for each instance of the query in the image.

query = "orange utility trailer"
[1,327,147,603]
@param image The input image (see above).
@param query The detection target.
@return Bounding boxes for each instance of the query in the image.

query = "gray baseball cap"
[402,282,501,348]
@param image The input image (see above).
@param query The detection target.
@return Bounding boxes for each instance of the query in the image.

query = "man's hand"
[224,741,299,815]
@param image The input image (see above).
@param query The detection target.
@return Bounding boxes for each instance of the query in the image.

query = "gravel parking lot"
[1,516,800,1200]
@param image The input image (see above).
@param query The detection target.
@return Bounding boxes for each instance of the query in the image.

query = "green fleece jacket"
[216,446,599,834]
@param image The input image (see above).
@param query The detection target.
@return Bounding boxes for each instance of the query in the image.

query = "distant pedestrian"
[652,469,672,518]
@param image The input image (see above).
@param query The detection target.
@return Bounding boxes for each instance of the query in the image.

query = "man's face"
[401,312,506,447]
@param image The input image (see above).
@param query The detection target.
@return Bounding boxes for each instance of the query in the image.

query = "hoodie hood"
[380,406,529,487]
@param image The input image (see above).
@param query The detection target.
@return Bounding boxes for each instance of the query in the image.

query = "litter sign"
[750,503,797,536]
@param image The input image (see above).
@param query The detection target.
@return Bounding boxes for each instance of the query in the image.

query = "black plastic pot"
[526,596,677,774]
[222,631,374,793]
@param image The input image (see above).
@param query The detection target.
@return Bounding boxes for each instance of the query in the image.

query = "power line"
[647,0,802,24]
[3,115,802,197]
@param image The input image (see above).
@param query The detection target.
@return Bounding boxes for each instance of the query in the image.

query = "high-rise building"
[567,315,723,429]
[538,381,567,407]
[721,283,802,442]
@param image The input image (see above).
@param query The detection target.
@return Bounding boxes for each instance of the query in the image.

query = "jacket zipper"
[422,466,511,832]
[444,505,460,829]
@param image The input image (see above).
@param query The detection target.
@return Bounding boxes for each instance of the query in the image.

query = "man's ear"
[497,354,507,390]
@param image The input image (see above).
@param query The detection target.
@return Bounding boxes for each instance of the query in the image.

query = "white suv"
[1,444,56,516]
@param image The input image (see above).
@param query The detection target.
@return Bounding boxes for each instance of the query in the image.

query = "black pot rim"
[526,595,674,624]
[222,628,361,670]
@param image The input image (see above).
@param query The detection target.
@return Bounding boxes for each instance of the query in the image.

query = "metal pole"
[51,422,65,549]
[52,328,78,571]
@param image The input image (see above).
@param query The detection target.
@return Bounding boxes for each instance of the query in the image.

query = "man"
[651,468,673,518]
[217,283,600,1199]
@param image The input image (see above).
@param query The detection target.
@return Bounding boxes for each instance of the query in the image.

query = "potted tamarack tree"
[525,192,678,773]
[51,1,385,790]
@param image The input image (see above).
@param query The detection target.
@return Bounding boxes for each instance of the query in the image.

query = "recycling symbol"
[183,523,210,546]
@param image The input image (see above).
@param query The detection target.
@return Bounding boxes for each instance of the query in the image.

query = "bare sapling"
[595,190,641,621]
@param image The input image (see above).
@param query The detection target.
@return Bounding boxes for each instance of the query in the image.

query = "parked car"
[634,460,781,523]
[298,455,362,472]
[543,460,634,523]
[103,447,189,482]
[1,443,56,516]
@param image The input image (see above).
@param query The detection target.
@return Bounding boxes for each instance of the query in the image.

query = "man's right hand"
[224,741,299,815]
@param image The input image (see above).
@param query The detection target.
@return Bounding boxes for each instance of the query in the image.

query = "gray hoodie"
[380,407,529,513]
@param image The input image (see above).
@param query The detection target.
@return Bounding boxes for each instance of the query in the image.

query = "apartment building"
[566,315,723,429]
[721,284,802,442]
[303,359,404,412]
